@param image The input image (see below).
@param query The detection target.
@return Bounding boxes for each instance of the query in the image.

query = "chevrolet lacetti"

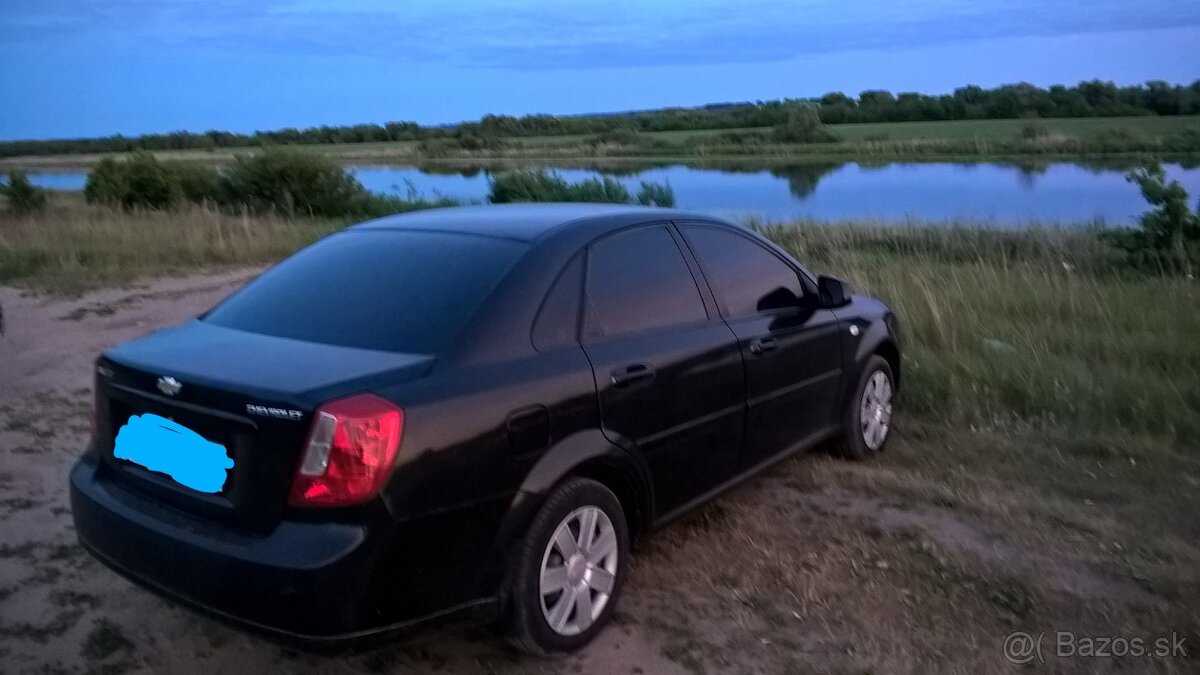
[70,204,901,653]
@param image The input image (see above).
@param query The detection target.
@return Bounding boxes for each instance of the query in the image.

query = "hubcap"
[860,370,893,450]
[539,506,618,636]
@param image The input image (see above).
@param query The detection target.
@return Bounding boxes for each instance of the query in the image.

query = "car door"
[581,224,745,517]
[678,222,844,470]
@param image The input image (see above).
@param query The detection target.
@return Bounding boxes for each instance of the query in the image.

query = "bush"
[171,162,222,203]
[84,152,184,209]
[83,153,224,209]
[1020,121,1049,139]
[773,107,838,144]
[1087,126,1152,153]
[81,149,458,218]
[488,169,626,203]
[215,148,368,217]
[0,170,49,214]
[1100,164,1200,274]
[452,134,508,152]
[566,176,635,203]
[591,128,642,146]
[636,181,675,207]
[687,130,770,148]
[488,169,675,207]
[489,169,572,203]
[416,138,459,158]
[456,135,485,151]
[350,191,459,219]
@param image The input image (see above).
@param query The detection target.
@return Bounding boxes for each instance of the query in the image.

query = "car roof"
[349,203,720,242]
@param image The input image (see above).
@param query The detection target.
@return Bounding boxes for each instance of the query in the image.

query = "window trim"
[580,223,715,345]
[530,252,585,352]
[676,221,818,321]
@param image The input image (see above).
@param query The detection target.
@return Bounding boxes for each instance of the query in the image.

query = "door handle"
[610,363,655,388]
[749,336,778,355]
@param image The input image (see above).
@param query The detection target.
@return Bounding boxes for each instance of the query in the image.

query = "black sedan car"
[70,204,900,653]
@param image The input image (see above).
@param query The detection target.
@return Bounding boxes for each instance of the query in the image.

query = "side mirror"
[818,275,852,308]
[756,286,802,312]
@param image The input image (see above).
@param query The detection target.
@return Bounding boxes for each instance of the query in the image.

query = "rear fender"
[486,429,653,599]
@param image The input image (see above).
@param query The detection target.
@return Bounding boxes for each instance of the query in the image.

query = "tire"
[833,355,896,460]
[504,478,629,655]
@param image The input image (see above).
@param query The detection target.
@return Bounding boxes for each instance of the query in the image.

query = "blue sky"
[1,0,1198,140]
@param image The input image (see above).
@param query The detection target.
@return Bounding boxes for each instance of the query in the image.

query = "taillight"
[288,393,403,507]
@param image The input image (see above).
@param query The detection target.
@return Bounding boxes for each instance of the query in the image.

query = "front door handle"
[749,336,778,355]
[611,363,656,388]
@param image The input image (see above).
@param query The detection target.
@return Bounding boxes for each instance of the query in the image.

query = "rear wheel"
[833,355,896,460]
[504,478,629,654]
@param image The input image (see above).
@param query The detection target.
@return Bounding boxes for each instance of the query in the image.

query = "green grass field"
[823,115,1200,141]
[4,116,1199,170]
[474,116,1200,145]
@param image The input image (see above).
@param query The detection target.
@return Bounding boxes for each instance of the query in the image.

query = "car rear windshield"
[204,230,526,353]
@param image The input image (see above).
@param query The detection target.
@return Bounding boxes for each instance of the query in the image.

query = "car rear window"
[204,230,526,353]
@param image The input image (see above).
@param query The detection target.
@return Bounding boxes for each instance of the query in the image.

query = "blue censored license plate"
[113,414,234,494]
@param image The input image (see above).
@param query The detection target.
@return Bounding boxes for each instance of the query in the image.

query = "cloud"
[3,0,1199,69]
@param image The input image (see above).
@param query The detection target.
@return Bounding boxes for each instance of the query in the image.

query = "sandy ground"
[1,271,1198,674]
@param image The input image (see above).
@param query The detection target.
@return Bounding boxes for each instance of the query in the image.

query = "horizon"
[1,1,1199,141]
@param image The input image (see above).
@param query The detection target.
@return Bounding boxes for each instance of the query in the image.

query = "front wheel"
[833,355,896,460]
[503,478,629,655]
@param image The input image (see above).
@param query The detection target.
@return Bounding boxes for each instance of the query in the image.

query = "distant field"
[442,117,1200,146]
[827,115,1200,141]
[3,116,1199,170]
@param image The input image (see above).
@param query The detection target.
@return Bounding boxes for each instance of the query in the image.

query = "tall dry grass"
[761,221,1200,446]
[0,197,342,291]
[2,200,1196,447]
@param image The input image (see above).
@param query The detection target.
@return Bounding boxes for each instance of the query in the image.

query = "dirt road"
[1,272,1197,674]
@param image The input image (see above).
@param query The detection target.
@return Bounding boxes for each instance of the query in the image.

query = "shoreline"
[5,150,1199,172]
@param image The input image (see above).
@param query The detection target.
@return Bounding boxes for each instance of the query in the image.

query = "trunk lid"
[93,320,433,532]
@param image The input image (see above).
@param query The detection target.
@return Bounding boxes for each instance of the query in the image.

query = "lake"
[22,161,1200,226]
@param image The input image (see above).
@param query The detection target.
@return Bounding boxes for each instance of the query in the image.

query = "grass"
[4,116,1199,169]
[826,115,1200,142]
[3,198,1197,450]
[0,194,342,291]
[527,116,1200,144]
[761,222,1200,445]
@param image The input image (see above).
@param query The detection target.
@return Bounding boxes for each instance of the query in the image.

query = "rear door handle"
[749,336,778,355]
[610,363,655,388]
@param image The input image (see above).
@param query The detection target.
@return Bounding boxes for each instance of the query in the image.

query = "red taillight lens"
[288,393,403,507]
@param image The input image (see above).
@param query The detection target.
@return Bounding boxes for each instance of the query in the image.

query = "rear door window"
[584,226,707,340]
[204,230,526,353]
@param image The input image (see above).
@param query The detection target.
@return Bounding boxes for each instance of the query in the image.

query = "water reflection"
[21,159,1200,226]
[770,164,842,199]
[356,160,1200,225]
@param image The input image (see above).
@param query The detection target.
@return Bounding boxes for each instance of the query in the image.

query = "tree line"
[3,80,1198,158]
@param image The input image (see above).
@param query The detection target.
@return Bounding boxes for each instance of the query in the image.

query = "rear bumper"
[69,457,498,649]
